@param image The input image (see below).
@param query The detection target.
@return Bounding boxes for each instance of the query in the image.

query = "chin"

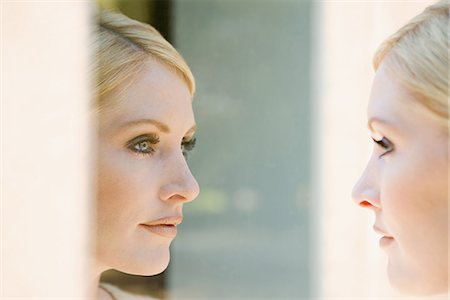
[113,247,171,276]
[390,280,448,296]
[388,262,448,296]
[122,261,169,276]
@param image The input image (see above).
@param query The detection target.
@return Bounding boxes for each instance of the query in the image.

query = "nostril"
[359,200,373,208]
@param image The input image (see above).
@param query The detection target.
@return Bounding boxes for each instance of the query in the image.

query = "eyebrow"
[120,118,197,135]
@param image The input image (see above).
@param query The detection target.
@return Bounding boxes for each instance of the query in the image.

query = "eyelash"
[126,135,197,158]
[182,137,196,159]
[126,134,160,156]
[372,137,394,157]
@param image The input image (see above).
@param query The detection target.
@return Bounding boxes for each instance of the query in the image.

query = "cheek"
[96,147,161,238]
[383,153,445,223]
[382,150,449,291]
[381,149,448,253]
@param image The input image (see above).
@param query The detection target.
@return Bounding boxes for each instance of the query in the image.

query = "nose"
[159,154,200,203]
[352,162,381,211]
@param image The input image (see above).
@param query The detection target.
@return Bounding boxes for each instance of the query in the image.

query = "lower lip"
[140,224,178,238]
[379,236,395,248]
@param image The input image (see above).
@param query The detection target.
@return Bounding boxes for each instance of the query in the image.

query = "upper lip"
[373,225,393,238]
[141,216,183,227]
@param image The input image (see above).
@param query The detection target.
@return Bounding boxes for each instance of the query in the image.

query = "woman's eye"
[372,136,394,157]
[127,134,159,156]
[181,137,196,159]
[134,141,152,153]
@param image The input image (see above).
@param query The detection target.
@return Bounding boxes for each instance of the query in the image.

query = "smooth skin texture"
[352,62,448,295]
[95,59,200,280]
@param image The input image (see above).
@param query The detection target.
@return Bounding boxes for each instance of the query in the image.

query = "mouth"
[139,216,183,238]
[373,225,395,248]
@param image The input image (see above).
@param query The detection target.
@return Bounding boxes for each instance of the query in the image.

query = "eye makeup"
[181,137,196,158]
[372,136,394,157]
[126,134,160,156]
[124,133,197,159]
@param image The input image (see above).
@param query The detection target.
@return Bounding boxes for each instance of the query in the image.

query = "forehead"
[368,64,422,127]
[101,60,194,130]
[368,63,445,137]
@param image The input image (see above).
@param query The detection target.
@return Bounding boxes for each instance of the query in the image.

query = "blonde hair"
[93,10,195,109]
[373,0,449,122]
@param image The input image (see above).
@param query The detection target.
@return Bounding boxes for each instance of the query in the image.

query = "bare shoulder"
[101,283,159,300]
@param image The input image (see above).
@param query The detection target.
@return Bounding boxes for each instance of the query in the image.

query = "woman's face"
[96,60,199,275]
[352,63,448,295]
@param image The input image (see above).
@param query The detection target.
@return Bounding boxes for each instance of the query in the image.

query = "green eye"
[127,134,159,156]
[133,141,152,153]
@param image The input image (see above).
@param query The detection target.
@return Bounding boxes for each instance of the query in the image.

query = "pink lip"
[373,225,395,248]
[373,225,393,237]
[139,216,183,238]
[142,216,183,226]
[379,236,395,248]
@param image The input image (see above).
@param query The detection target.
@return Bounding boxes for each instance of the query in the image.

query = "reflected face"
[96,60,199,275]
[352,63,448,295]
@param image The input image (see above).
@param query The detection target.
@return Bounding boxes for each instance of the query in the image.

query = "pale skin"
[352,62,449,295]
[91,59,200,300]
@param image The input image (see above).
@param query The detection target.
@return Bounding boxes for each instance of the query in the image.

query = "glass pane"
[169,1,313,298]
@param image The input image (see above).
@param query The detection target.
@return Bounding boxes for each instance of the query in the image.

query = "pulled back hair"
[373,0,449,123]
[92,10,195,109]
